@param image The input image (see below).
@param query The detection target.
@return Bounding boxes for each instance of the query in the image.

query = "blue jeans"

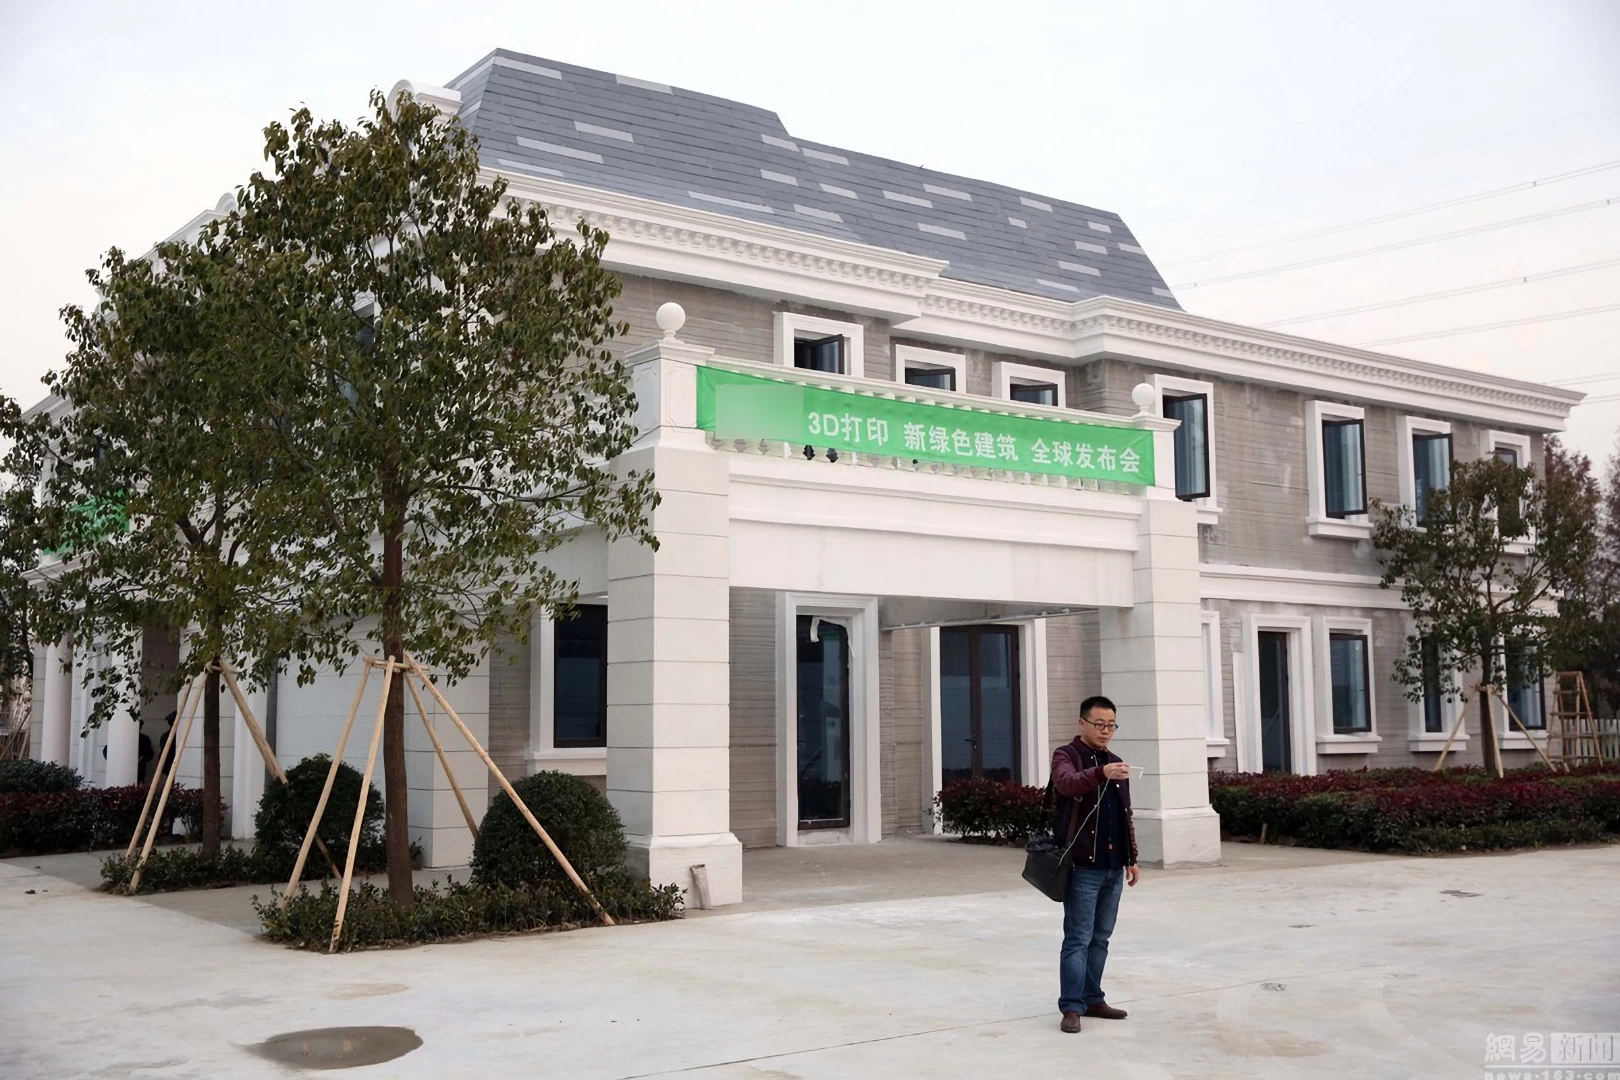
[1059,866,1124,1013]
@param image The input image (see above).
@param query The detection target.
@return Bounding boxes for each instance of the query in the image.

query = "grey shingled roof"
[449,49,1180,309]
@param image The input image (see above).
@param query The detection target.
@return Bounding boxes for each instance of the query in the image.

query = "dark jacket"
[1051,737,1138,867]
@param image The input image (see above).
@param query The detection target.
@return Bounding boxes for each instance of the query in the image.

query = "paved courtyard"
[2,838,1616,1078]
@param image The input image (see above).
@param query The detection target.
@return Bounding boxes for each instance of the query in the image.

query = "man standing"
[1051,695,1138,1034]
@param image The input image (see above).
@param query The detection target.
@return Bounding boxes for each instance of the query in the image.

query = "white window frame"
[1154,373,1220,525]
[1483,429,1534,555]
[1315,616,1380,754]
[773,312,865,379]
[1407,631,1466,752]
[1496,637,1550,749]
[1306,400,1372,540]
[775,592,882,847]
[921,619,1050,833]
[525,604,610,776]
[1240,614,1316,775]
[1396,415,1452,519]
[992,359,1066,409]
[893,344,967,394]
[1201,611,1230,758]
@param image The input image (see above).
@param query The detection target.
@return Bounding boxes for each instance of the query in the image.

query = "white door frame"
[922,619,1049,833]
[1241,614,1317,775]
[775,592,882,846]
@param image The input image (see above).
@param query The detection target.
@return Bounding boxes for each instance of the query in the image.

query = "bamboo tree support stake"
[1495,685,1561,772]
[1431,685,1473,772]
[124,672,201,859]
[217,662,340,877]
[402,653,614,927]
[329,658,394,954]
[404,672,478,839]
[279,660,377,911]
[128,672,207,893]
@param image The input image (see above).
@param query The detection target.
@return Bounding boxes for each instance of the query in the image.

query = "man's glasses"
[1083,718,1119,732]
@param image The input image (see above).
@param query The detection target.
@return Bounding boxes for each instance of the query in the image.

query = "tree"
[1372,451,1598,775]
[0,395,47,742]
[38,234,298,855]
[1575,433,1620,715]
[220,91,656,902]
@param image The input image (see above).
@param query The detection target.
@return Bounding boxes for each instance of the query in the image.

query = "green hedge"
[471,771,628,888]
[1210,765,1620,854]
[100,837,397,893]
[0,760,83,793]
[255,871,683,952]
[1,784,204,856]
[933,778,1047,844]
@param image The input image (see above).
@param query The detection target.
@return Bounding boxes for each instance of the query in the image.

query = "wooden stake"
[330,659,394,953]
[405,672,478,839]
[403,653,615,927]
[124,673,200,860]
[1496,686,1560,772]
[217,662,340,877]
[1431,688,1472,772]
[279,661,376,911]
[128,671,206,894]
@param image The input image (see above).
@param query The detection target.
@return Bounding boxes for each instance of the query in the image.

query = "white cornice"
[492,171,946,321]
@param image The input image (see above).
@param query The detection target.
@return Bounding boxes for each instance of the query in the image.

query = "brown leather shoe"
[1085,1002,1128,1020]
[1060,1011,1084,1033]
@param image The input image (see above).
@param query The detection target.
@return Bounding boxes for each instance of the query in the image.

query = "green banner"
[695,366,1155,486]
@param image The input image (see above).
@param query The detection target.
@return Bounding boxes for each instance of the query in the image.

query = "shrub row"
[100,837,395,893]
[254,871,684,952]
[1211,768,1620,854]
[0,784,204,856]
[0,760,84,793]
[933,778,1048,845]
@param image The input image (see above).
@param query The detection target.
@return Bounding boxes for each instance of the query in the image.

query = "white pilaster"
[230,677,270,839]
[606,306,743,907]
[1100,497,1221,868]
[41,637,71,767]
[102,639,141,787]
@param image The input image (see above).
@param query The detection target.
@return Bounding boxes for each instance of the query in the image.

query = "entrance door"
[940,626,1022,784]
[796,615,851,829]
[1258,630,1293,773]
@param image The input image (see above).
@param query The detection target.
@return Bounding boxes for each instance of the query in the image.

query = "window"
[1307,401,1370,537]
[553,605,607,747]
[893,345,966,393]
[1328,632,1371,734]
[1322,419,1367,518]
[773,313,865,379]
[1420,637,1445,734]
[1483,430,1533,540]
[993,360,1067,408]
[1154,374,1220,518]
[1505,642,1546,732]
[1164,393,1211,501]
[1412,433,1451,520]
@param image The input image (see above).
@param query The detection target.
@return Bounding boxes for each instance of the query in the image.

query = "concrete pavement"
[2,838,1616,1078]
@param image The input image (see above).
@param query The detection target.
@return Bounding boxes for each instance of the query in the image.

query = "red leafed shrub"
[0,784,204,856]
[1211,764,1620,854]
[934,778,1048,844]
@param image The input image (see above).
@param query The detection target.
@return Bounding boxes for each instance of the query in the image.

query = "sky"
[2,0,1617,468]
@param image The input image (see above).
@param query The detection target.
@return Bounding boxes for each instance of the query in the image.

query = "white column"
[230,676,270,838]
[40,637,73,766]
[103,640,140,787]
[1099,496,1221,868]
[606,303,743,907]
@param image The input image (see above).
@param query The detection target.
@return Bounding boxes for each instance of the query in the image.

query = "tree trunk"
[381,526,413,906]
[201,661,222,857]
[1478,687,1503,778]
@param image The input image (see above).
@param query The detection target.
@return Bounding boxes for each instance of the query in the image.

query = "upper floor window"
[893,345,967,393]
[1307,401,1369,537]
[774,313,865,379]
[1154,375,1220,517]
[1412,433,1451,520]
[993,360,1066,408]
[1483,430,1533,539]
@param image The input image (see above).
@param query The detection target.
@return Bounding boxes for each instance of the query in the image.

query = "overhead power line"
[1578,392,1620,405]
[1356,303,1620,347]
[1174,196,1619,289]
[1257,257,1620,328]
[1166,161,1620,267]
[1548,372,1620,387]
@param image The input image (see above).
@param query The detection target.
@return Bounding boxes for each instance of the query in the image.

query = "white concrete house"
[27,50,1583,907]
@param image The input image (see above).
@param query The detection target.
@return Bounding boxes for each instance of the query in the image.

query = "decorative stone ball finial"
[655,302,687,341]
[1131,383,1158,416]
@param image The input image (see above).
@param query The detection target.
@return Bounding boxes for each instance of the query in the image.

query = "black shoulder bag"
[1021,746,1108,903]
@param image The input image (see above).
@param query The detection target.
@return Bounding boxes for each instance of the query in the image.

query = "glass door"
[939,626,1022,784]
[796,615,851,829]
[1258,631,1293,773]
